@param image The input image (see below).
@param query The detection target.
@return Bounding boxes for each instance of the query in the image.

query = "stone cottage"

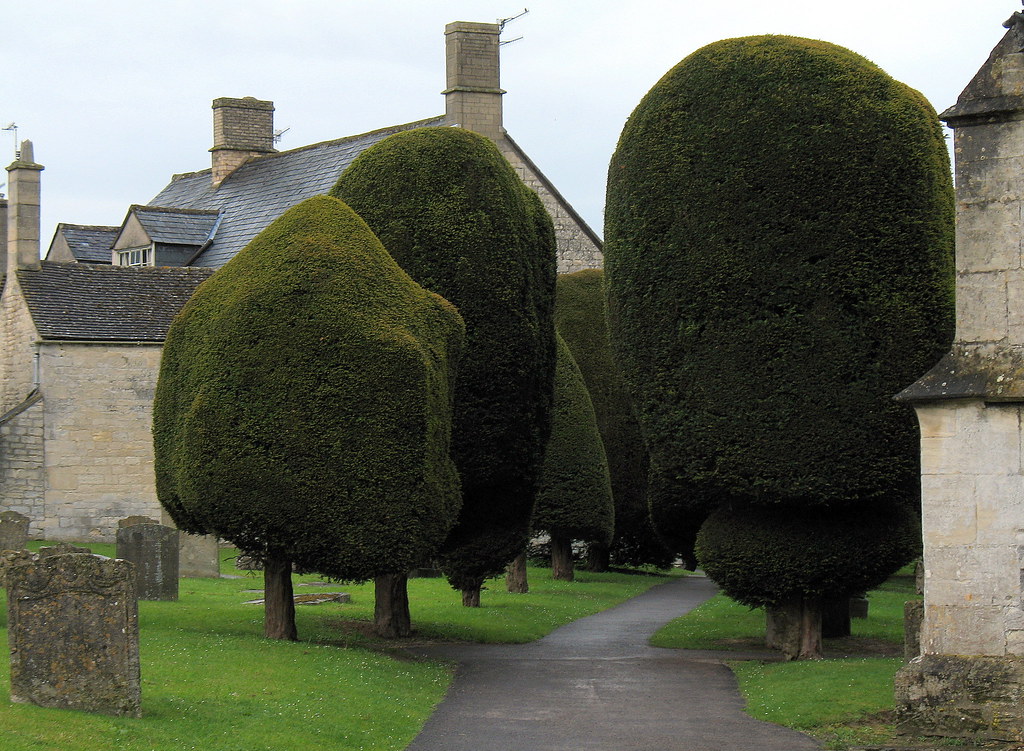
[0,21,603,542]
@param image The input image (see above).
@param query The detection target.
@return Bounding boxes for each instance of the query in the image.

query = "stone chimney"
[210,97,276,187]
[6,140,43,273]
[443,22,505,141]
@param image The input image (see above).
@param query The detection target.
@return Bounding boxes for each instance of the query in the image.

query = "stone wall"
[499,139,604,274]
[38,342,165,541]
[0,274,46,533]
[915,399,1024,656]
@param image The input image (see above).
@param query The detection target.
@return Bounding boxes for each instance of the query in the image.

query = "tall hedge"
[331,127,557,604]
[604,36,954,654]
[554,270,673,568]
[532,334,614,558]
[153,195,465,635]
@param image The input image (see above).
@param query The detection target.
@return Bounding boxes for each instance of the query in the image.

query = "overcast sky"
[4,0,1019,246]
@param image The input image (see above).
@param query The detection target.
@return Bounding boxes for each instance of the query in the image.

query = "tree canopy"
[604,35,954,656]
[331,127,557,604]
[153,195,465,634]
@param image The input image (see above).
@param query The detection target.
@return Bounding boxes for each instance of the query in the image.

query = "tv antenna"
[273,127,290,145]
[3,123,18,159]
[498,8,528,45]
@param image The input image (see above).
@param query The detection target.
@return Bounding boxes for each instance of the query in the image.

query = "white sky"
[4,0,1018,246]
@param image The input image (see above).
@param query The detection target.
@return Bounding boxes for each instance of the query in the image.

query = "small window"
[118,247,152,267]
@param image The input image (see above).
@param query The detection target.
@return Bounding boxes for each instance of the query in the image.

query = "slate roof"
[51,223,118,263]
[128,206,221,246]
[149,115,449,268]
[17,262,215,341]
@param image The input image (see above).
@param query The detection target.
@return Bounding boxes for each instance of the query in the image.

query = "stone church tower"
[895,10,1024,742]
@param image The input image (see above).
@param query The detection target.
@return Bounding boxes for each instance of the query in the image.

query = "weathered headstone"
[7,553,141,717]
[118,516,158,528]
[0,549,36,584]
[179,533,220,578]
[38,542,92,557]
[116,523,179,601]
[0,510,30,552]
[894,11,1024,742]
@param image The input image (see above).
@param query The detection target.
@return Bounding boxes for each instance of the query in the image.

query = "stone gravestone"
[7,553,141,717]
[0,510,30,552]
[38,542,92,557]
[116,522,179,601]
[118,515,158,529]
[179,533,221,578]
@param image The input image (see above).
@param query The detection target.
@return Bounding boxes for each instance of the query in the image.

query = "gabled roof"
[127,206,221,246]
[17,262,214,342]
[149,115,449,268]
[50,223,118,263]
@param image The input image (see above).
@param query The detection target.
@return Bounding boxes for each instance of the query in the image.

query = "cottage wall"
[499,143,604,273]
[0,274,46,533]
[38,342,165,541]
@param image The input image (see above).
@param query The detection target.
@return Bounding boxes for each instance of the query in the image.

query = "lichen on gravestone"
[0,510,30,552]
[6,553,141,717]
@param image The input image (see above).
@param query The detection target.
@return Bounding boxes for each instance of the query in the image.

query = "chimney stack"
[210,97,276,187]
[443,22,505,141]
[6,140,43,273]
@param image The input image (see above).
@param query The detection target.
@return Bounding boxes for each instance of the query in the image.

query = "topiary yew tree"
[331,127,557,607]
[605,35,954,657]
[554,270,674,570]
[153,195,465,640]
[532,334,615,581]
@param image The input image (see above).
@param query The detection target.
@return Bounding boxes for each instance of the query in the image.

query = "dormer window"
[118,246,153,267]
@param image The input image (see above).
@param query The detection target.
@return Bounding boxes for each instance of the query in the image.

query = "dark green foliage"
[604,35,954,611]
[605,34,954,513]
[331,127,557,592]
[695,502,920,608]
[532,335,614,545]
[153,195,465,581]
[554,270,673,568]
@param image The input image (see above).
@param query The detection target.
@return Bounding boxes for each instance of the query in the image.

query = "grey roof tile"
[130,206,220,246]
[149,115,448,267]
[18,262,215,341]
[54,224,118,263]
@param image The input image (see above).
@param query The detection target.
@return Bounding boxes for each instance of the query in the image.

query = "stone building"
[2,21,602,542]
[894,10,1024,742]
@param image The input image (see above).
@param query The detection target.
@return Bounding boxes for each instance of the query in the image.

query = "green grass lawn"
[651,571,920,750]
[0,546,673,751]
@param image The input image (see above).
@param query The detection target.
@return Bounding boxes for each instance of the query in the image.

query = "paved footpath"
[404,574,821,751]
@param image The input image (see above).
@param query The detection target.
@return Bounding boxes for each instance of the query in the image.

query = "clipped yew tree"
[554,270,674,570]
[154,195,465,640]
[332,127,557,607]
[605,36,954,657]
[532,334,615,581]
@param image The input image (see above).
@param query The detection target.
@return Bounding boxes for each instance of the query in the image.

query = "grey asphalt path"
[404,574,820,751]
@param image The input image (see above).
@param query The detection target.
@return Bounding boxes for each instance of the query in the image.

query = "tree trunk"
[374,572,412,638]
[461,586,481,607]
[798,597,823,659]
[766,596,823,660]
[506,553,529,593]
[765,601,801,658]
[264,554,297,641]
[585,542,610,572]
[822,595,851,638]
[551,534,575,582]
